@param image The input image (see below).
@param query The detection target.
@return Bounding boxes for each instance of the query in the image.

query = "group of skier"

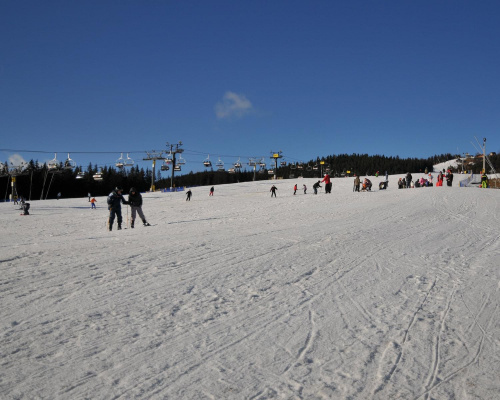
[107,187,151,231]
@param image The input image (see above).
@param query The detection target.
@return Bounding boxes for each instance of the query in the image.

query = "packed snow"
[1,172,499,399]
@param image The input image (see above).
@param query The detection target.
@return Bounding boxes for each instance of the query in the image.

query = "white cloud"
[215,91,253,119]
[8,154,27,166]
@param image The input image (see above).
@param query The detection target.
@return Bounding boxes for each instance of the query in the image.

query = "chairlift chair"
[161,163,170,171]
[216,158,224,171]
[177,155,186,165]
[174,165,181,172]
[228,168,235,174]
[280,161,287,167]
[203,155,212,167]
[258,158,266,168]
[76,172,85,179]
[306,165,312,172]
[268,169,275,175]
[165,153,173,164]
[234,158,242,169]
[64,153,76,170]
[124,153,134,167]
[115,153,125,168]
[47,153,60,171]
[248,158,256,167]
[297,163,304,170]
[93,168,103,181]
[313,164,319,171]
[289,163,296,170]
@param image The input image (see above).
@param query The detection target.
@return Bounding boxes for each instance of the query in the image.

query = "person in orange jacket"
[90,197,97,209]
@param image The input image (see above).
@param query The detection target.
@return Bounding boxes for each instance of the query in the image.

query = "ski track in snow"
[1,174,500,399]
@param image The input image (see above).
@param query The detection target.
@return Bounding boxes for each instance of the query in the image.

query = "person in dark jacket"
[270,185,277,197]
[406,172,412,189]
[313,181,322,194]
[107,187,129,231]
[446,170,454,187]
[186,190,192,201]
[128,187,150,228]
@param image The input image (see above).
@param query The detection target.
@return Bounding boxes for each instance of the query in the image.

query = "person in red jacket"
[321,174,332,193]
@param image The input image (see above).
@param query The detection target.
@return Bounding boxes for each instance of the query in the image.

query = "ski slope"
[1,173,499,399]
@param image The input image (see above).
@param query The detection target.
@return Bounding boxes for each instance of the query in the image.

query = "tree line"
[2,152,498,200]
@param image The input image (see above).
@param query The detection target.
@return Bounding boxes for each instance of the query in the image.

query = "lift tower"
[143,150,165,192]
[166,142,184,190]
[270,151,283,180]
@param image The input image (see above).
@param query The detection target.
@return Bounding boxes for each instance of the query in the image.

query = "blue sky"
[1,0,499,174]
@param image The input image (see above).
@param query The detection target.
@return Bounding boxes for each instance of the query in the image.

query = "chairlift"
[161,163,170,171]
[124,153,134,167]
[203,155,212,167]
[297,163,304,170]
[177,155,186,165]
[165,152,173,164]
[259,159,266,168]
[234,158,242,169]
[268,169,275,175]
[174,165,181,172]
[76,172,85,179]
[306,165,312,172]
[289,163,296,170]
[248,158,256,167]
[64,153,76,170]
[93,168,103,181]
[280,161,287,167]
[216,158,224,171]
[115,153,125,168]
[228,168,235,174]
[313,164,319,171]
[47,153,60,171]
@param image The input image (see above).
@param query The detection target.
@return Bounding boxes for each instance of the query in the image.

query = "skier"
[293,184,297,195]
[57,192,61,200]
[321,174,331,193]
[446,170,454,187]
[405,172,412,189]
[303,184,307,194]
[354,175,360,192]
[128,187,150,228]
[107,187,129,231]
[186,190,192,201]
[313,181,322,194]
[363,178,372,191]
[481,172,489,188]
[90,197,97,209]
[209,186,214,196]
[88,192,91,202]
[270,185,277,197]
[22,202,30,215]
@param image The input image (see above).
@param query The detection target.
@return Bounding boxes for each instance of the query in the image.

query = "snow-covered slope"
[1,174,499,399]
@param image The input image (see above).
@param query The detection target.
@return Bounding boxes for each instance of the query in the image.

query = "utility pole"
[482,137,486,173]
[143,150,165,192]
[166,141,184,190]
[270,151,283,180]
[8,162,28,201]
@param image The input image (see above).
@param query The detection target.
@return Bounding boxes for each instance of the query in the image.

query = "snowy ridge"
[1,173,499,399]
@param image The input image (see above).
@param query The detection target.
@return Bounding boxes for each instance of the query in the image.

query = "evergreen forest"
[2,152,498,201]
